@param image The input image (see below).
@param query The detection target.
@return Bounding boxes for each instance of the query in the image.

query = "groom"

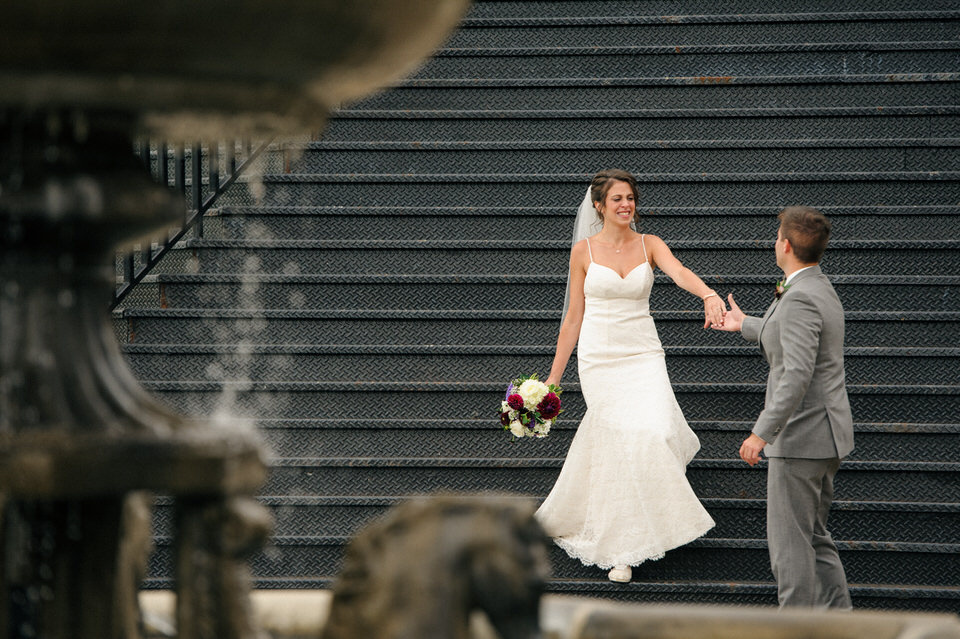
[716,206,853,609]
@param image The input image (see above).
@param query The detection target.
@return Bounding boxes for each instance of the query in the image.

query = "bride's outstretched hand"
[703,294,727,329]
[713,294,744,332]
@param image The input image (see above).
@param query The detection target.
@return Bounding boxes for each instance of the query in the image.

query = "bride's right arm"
[546,242,588,386]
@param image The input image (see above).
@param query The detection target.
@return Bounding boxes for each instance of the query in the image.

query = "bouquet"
[499,373,562,439]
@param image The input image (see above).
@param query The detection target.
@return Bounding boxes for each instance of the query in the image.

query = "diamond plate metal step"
[222,418,960,464]
[145,534,960,586]
[124,273,960,314]
[256,144,960,176]
[216,178,959,209]
[159,238,960,277]
[319,113,960,143]
[150,495,960,544]
[122,343,960,386]
[119,310,960,350]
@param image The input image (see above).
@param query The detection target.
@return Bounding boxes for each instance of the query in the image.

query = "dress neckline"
[588,261,651,281]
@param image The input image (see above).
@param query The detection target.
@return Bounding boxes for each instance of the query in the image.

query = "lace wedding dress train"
[535,237,715,569]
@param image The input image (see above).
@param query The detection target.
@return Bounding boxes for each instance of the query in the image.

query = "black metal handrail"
[114,138,272,309]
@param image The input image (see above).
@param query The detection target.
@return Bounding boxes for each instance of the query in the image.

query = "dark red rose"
[500,411,511,427]
[507,394,525,410]
[537,393,561,419]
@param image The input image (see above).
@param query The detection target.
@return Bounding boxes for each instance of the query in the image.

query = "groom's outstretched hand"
[713,294,745,332]
[739,433,767,466]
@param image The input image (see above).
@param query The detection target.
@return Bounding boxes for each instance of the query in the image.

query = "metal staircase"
[118,0,960,611]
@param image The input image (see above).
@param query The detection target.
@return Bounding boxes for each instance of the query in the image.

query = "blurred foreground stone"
[0,2,470,638]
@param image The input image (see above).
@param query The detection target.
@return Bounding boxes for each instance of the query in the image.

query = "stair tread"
[214,204,960,215]
[459,10,960,26]
[147,272,960,283]
[290,138,960,150]
[434,42,960,56]
[137,576,960,596]
[199,418,960,435]
[150,533,960,554]
[121,343,960,356]
[154,494,960,511]
[390,72,960,87]
[333,105,960,118]
[121,308,960,320]
[250,170,960,183]
[178,237,960,248]
[140,379,960,393]
[262,456,960,471]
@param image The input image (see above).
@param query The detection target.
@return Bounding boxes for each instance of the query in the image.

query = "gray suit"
[741,265,854,609]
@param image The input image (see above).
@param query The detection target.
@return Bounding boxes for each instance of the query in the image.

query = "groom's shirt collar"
[785,265,816,286]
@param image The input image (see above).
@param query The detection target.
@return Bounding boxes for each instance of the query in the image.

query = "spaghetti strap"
[640,234,648,263]
[585,237,594,263]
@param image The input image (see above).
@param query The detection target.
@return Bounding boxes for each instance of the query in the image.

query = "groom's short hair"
[778,206,831,263]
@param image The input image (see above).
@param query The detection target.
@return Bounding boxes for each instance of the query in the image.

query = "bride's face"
[595,180,636,227]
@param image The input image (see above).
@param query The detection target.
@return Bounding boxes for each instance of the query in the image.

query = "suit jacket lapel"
[757,297,780,358]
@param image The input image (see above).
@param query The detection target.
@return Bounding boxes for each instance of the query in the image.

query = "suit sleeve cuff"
[741,315,762,342]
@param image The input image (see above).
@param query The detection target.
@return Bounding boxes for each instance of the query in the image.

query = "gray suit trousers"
[767,457,852,609]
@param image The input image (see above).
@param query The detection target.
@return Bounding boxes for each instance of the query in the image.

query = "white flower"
[533,422,551,437]
[500,400,511,413]
[509,421,526,438]
[517,379,549,408]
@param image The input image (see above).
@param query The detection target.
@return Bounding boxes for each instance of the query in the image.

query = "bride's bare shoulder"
[642,234,668,248]
[571,239,590,257]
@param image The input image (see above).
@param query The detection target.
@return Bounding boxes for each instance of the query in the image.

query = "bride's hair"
[589,169,642,227]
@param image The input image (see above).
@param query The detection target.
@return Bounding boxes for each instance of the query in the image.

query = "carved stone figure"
[322,494,551,639]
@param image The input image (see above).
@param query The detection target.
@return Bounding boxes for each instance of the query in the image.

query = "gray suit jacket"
[741,266,854,459]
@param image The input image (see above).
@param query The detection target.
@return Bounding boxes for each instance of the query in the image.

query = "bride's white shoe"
[607,565,631,583]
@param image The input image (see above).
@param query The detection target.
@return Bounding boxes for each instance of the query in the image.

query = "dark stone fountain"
[0,2,469,637]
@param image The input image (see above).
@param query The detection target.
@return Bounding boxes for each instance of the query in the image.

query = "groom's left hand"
[739,433,767,466]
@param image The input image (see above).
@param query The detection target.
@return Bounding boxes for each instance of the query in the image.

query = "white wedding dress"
[535,236,715,569]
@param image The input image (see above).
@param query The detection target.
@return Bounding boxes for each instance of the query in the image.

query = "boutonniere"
[774,279,790,300]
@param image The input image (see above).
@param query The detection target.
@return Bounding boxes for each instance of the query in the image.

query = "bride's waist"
[582,310,653,324]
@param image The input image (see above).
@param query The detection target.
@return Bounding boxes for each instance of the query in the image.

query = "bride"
[536,169,723,583]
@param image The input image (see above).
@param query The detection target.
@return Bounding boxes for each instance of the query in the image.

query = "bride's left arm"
[646,234,726,328]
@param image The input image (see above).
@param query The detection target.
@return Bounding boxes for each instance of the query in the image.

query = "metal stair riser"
[196,211,960,243]
[151,388,958,424]
[171,246,959,277]
[258,146,960,176]
[251,427,960,465]
[123,316,960,348]
[149,280,960,313]
[150,501,960,544]
[320,115,960,144]
[349,83,959,113]
[407,51,960,82]
[460,1,960,20]
[257,465,960,503]
[144,541,959,586]
[443,19,960,50]
[124,351,958,386]
[218,181,960,209]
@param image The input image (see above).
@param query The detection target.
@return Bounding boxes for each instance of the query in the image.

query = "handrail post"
[123,253,135,292]
[226,141,236,175]
[174,143,187,228]
[191,142,203,239]
[158,142,169,187]
[209,141,220,195]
